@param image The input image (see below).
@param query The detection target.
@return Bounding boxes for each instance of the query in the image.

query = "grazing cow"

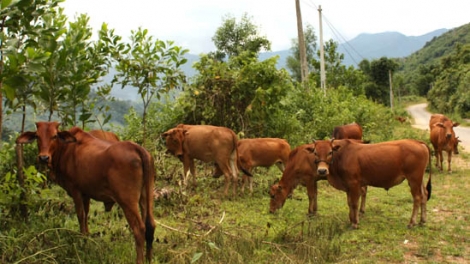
[17,122,155,264]
[429,114,460,172]
[89,129,120,142]
[309,139,432,229]
[162,124,251,196]
[332,122,363,140]
[237,138,291,194]
[269,144,367,216]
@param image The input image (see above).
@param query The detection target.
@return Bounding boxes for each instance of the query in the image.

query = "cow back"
[238,138,290,167]
[329,139,429,190]
[89,129,120,142]
[332,122,363,140]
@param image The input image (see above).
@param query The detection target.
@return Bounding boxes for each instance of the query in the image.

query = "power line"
[301,0,366,67]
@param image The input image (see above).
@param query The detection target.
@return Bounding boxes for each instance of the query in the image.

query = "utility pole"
[295,0,308,85]
[318,5,326,95]
[389,69,394,110]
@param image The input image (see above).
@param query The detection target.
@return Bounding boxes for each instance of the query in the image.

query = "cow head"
[16,121,77,167]
[161,128,186,159]
[269,181,289,213]
[307,139,340,176]
[435,120,459,139]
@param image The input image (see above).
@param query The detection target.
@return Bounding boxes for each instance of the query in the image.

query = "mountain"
[337,29,448,67]
[107,29,449,100]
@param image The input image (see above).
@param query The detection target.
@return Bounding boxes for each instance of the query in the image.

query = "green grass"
[2,137,470,264]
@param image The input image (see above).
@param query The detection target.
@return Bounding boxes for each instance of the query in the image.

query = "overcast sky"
[62,0,470,54]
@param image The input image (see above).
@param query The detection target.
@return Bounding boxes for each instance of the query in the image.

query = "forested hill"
[399,22,470,74]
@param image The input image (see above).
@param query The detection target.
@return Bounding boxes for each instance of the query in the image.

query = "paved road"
[406,103,470,152]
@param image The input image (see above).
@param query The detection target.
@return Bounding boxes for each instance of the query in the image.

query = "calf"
[162,124,251,196]
[17,122,156,264]
[309,139,431,229]
[269,144,366,216]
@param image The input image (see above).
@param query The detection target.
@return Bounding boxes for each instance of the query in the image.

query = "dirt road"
[406,103,470,152]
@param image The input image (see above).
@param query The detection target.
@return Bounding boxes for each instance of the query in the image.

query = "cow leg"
[70,192,90,234]
[347,188,361,229]
[306,180,318,216]
[437,150,443,171]
[408,177,427,228]
[359,186,367,215]
[121,204,146,264]
[446,151,452,173]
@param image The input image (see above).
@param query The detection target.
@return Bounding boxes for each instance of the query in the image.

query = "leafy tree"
[211,13,271,60]
[0,0,62,136]
[174,51,293,137]
[112,27,188,147]
[360,57,398,105]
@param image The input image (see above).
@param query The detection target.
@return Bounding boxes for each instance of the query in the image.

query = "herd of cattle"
[15,114,461,264]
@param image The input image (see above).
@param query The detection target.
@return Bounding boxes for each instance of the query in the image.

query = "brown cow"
[332,122,363,140]
[309,139,432,229]
[237,138,291,194]
[89,129,120,142]
[162,124,251,196]
[16,122,155,264]
[429,114,460,172]
[269,144,367,216]
[88,129,120,212]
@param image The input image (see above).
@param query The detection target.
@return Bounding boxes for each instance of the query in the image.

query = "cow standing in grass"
[237,138,291,194]
[17,122,155,264]
[162,124,251,196]
[309,139,431,229]
[429,114,460,173]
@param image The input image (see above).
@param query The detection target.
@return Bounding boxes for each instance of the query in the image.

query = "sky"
[62,0,470,54]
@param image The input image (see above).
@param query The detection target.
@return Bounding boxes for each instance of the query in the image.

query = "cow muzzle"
[317,166,329,176]
[38,155,50,164]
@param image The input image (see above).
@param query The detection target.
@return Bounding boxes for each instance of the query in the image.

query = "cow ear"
[453,122,460,127]
[57,131,77,143]
[162,132,169,138]
[16,131,37,144]
[305,146,315,153]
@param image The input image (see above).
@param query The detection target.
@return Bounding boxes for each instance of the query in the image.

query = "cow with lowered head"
[17,122,155,264]
[332,122,363,140]
[162,124,251,196]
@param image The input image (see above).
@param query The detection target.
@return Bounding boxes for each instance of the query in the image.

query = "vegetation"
[1,3,470,264]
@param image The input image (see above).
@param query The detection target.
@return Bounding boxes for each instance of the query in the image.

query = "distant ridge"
[109,29,449,100]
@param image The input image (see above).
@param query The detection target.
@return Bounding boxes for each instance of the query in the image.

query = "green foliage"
[111,27,188,147]
[399,23,470,95]
[176,51,294,137]
[211,13,271,60]
[427,43,470,117]
[359,57,398,105]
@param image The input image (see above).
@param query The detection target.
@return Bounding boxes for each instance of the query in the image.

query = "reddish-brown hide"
[332,122,363,140]
[237,138,291,193]
[429,114,460,173]
[162,124,250,196]
[269,143,366,216]
[16,122,155,264]
[88,129,120,142]
[310,139,431,229]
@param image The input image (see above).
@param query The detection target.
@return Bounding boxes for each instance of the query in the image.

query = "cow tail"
[138,146,156,262]
[424,142,432,201]
[234,133,252,177]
